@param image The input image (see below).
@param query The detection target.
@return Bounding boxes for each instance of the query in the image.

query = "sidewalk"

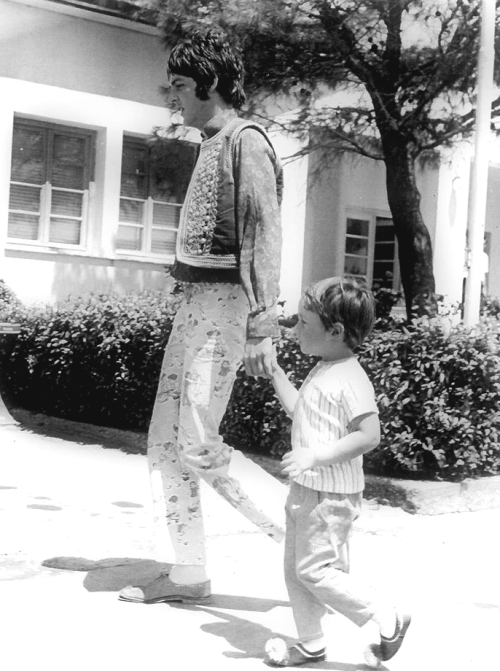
[1,423,500,671]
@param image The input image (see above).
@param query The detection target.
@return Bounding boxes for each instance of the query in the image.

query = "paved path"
[1,424,499,671]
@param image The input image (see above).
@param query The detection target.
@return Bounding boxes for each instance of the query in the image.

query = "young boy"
[265,277,410,667]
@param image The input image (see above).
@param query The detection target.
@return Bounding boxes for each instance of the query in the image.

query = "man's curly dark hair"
[167,29,246,109]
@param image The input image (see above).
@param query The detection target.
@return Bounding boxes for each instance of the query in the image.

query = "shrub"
[481,295,500,318]
[361,315,500,480]
[0,291,180,429]
[2,290,500,481]
[0,279,22,316]
[226,314,500,481]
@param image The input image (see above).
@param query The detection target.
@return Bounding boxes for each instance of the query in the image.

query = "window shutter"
[8,120,93,246]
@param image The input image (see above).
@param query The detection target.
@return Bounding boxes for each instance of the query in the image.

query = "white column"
[0,99,19,425]
[463,0,495,325]
[0,97,15,278]
[94,126,123,258]
[271,132,309,312]
[432,150,471,307]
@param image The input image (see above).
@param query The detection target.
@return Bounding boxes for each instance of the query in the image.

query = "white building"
[0,0,498,313]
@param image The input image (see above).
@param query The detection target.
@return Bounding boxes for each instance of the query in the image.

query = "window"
[117,137,197,256]
[372,217,400,289]
[344,214,400,290]
[344,217,370,281]
[8,120,94,247]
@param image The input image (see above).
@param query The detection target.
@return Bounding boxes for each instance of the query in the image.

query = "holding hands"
[243,336,275,378]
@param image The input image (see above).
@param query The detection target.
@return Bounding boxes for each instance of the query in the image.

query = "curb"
[378,474,500,515]
[7,407,500,516]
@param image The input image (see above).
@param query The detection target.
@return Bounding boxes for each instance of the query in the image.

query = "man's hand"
[281,449,317,479]
[244,336,274,378]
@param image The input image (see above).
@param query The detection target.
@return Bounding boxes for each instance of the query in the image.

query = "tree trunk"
[381,136,436,318]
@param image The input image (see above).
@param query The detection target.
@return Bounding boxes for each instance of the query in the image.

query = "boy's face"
[295,300,332,357]
[166,74,210,130]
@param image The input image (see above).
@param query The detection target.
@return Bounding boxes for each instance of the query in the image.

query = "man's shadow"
[42,556,289,611]
[42,556,171,590]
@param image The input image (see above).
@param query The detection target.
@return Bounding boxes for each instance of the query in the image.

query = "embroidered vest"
[175,118,278,270]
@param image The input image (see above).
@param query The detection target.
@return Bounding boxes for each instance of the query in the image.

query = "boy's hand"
[281,448,317,478]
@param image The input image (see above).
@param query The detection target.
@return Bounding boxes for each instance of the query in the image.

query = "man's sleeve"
[233,128,283,339]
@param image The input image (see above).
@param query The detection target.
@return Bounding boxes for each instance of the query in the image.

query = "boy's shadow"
[42,555,388,670]
[195,604,388,670]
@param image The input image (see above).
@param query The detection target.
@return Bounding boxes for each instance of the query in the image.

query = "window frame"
[344,211,401,291]
[8,117,95,251]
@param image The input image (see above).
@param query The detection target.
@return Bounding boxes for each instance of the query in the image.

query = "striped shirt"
[292,357,378,494]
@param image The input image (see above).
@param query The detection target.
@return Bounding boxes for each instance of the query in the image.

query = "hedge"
[1,283,500,481]
[0,288,181,429]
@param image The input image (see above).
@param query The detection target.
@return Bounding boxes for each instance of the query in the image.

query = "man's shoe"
[379,611,411,661]
[118,574,211,604]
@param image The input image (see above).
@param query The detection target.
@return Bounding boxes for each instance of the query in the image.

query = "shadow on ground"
[41,556,289,610]
[10,408,147,454]
[197,604,387,670]
[41,556,382,670]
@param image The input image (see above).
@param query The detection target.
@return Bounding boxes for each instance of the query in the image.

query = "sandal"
[379,611,411,661]
[265,638,326,667]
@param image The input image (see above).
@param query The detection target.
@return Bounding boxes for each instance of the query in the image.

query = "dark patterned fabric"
[171,114,283,339]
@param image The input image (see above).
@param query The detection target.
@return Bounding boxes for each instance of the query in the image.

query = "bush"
[0,279,22,316]
[0,291,180,429]
[2,290,500,481]
[481,295,500,318]
[225,314,500,481]
[361,315,500,480]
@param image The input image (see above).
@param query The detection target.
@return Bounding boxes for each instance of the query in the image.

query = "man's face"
[166,74,209,130]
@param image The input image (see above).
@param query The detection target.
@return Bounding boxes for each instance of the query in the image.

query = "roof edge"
[5,0,160,35]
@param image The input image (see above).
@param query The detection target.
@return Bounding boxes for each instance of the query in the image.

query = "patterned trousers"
[148,283,284,566]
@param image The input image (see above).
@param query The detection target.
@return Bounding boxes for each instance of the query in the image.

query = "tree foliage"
[131,0,499,317]
[135,0,492,154]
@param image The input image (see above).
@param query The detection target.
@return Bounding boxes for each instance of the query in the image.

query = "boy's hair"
[167,29,246,109]
[303,277,376,350]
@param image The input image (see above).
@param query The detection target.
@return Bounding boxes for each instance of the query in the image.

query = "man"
[119,29,284,604]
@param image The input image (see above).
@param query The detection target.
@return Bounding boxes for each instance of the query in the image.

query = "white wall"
[270,132,308,312]
[0,76,174,304]
[0,76,307,308]
[6,0,498,312]
[301,151,344,288]
[0,0,165,105]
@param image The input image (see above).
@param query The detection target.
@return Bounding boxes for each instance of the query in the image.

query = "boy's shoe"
[265,638,326,667]
[118,575,211,604]
[379,611,411,661]
[363,642,382,668]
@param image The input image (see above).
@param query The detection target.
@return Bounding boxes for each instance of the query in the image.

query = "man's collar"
[202,110,239,139]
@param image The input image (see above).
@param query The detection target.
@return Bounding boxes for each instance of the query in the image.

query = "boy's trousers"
[148,282,283,566]
[284,481,378,642]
